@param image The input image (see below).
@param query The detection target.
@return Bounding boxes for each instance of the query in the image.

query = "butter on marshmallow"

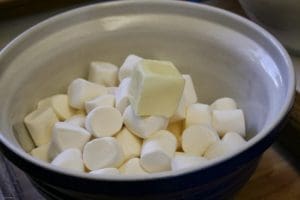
[129,59,185,117]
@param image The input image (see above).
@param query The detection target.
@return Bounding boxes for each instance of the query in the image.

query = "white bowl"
[0,1,295,199]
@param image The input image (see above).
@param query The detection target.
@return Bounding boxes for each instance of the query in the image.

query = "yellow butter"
[129,59,185,117]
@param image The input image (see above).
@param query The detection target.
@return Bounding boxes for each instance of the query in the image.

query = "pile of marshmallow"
[24,55,247,176]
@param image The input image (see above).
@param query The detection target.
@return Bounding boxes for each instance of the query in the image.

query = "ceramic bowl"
[0,1,295,199]
[239,0,300,55]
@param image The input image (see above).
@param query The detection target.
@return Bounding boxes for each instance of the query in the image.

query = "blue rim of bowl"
[0,0,295,182]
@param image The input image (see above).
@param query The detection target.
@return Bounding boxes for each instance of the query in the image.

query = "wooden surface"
[0,0,299,200]
[236,144,300,199]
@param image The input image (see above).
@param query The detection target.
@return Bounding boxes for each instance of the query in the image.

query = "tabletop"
[0,0,299,200]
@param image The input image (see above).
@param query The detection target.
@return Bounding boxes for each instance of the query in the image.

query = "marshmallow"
[169,75,198,122]
[171,152,207,171]
[115,128,142,161]
[88,62,119,87]
[140,130,177,173]
[89,168,120,176]
[170,96,186,123]
[118,54,142,81]
[182,75,198,105]
[185,103,212,128]
[37,97,51,109]
[204,141,228,159]
[85,94,115,113]
[123,106,168,139]
[48,122,91,160]
[167,121,183,150]
[38,95,75,120]
[67,78,107,109]
[65,115,86,128]
[119,158,148,175]
[182,125,219,156]
[30,143,50,162]
[212,109,246,137]
[115,77,131,114]
[83,137,124,170]
[85,107,123,137]
[13,122,35,153]
[51,148,84,172]
[129,59,185,117]
[204,132,247,159]
[107,87,118,95]
[24,107,59,146]
[52,95,76,120]
[222,132,247,150]
[211,97,237,110]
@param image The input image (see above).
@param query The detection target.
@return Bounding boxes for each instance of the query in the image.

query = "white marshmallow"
[222,132,247,150]
[123,106,169,139]
[115,77,131,114]
[170,96,186,123]
[88,62,119,87]
[211,97,237,110]
[48,122,91,160]
[65,115,86,128]
[204,141,227,159]
[182,75,197,105]
[89,168,120,176]
[30,143,50,162]
[37,97,51,109]
[51,94,76,120]
[107,87,118,95]
[13,122,35,153]
[140,130,177,173]
[119,158,148,175]
[38,95,75,120]
[51,148,84,172]
[24,107,59,146]
[185,103,212,128]
[85,107,123,137]
[118,54,142,81]
[204,132,247,159]
[167,121,183,150]
[171,152,207,171]
[169,75,198,123]
[182,125,219,156]
[212,109,246,137]
[83,137,124,170]
[85,94,115,113]
[115,128,142,161]
[67,78,107,109]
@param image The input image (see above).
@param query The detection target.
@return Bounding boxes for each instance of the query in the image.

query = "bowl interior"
[0,1,292,178]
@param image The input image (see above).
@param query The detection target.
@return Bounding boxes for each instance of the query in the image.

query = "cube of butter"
[129,59,185,117]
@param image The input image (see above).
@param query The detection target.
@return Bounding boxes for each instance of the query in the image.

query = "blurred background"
[0,0,299,199]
